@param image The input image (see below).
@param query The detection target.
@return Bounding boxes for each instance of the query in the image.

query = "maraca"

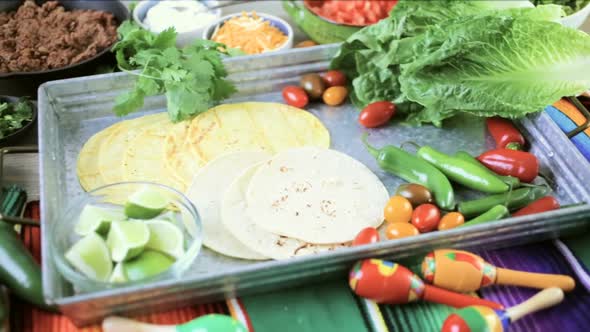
[349,259,504,309]
[441,287,564,332]
[422,249,575,293]
[102,314,247,332]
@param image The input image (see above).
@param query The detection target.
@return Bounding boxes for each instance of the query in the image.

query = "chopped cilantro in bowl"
[0,98,35,140]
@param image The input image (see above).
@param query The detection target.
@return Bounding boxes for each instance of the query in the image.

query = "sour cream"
[144,1,218,33]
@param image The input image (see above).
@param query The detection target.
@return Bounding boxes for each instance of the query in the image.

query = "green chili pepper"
[458,186,550,218]
[0,187,54,311]
[417,146,509,194]
[454,151,520,188]
[362,135,455,210]
[460,205,509,227]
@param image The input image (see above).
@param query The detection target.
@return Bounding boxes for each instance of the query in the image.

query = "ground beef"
[0,1,118,73]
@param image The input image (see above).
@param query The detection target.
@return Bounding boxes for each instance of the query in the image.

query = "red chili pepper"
[477,149,539,183]
[486,117,525,150]
[512,196,560,217]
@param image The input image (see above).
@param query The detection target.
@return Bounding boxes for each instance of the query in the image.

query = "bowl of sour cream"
[133,0,221,47]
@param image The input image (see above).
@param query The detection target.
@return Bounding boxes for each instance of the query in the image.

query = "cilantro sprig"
[0,99,34,139]
[112,21,236,122]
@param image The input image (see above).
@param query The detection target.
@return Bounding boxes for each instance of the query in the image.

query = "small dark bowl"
[0,1,129,98]
[0,95,37,146]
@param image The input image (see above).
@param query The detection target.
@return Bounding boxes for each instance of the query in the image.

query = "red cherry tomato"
[322,70,347,87]
[282,86,309,108]
[352,227,380,246]
[358,101,396,128]
[512,196,560,217]
[411,204,440,233]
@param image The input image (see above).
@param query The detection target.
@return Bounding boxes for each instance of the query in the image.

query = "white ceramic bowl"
[202,12,294,54]
[133,0,222,48]
[560,2,590,29]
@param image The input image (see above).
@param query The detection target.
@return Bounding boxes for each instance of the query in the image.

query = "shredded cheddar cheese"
[211,12,288,55]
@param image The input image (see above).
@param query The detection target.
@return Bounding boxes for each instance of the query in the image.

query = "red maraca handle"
[423,285,504,310]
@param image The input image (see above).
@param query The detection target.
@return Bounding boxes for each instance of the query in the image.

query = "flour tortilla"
[123,118,186,192]
[222,163,349,260]
[164,121,203,188]
[98,113,168,185]
[186,151,271,260]
[246,147,389,244]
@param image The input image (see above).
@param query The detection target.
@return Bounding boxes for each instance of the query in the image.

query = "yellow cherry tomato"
[322,86,348,106]
[384,195,413,224]
[385,222,420,240]
[437,212,465,231]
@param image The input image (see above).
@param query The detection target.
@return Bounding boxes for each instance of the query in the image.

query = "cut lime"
[74,205,126,236]
[65,233,112,282]
[124,186,170,219]
[123,250,175,281]
[109,262,127,283]
[145,220,185,259]
[106,221,150,262]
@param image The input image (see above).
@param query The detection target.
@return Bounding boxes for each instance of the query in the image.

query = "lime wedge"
[75,205,126,236]
[65,233,112,282]
[106,221,150,262]
[145,220,185,259]
[109,262,128,283]
[123,250,175,281]
[124,186,170,219]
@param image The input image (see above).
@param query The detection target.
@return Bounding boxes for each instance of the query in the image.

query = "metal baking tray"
[38,44,590,326]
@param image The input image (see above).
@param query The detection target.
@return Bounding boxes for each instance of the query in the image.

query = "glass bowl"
[50,182,202,293]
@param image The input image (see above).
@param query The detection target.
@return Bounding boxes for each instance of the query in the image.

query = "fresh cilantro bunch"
[112,21,236,122]
[0,99,34,139]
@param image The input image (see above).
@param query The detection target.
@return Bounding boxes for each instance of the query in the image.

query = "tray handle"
[0,146,39,227]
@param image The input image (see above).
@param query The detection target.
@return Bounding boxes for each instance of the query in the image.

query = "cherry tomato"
[352,227,380,246]
[385,222,419,240]
[395,184,433,207]
[300,74,326,100]
[437,212,465,231]
[322,86,348,106]
[411,204,440,233]
[295,40,318,48]
[358,101,396,128]
[282,86,309,108]
[384,195,413,224]
[322,70,347,87]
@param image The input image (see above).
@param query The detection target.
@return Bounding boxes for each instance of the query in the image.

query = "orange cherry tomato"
[282,85,309,108]
[411,204,440,233]
[322,86,348,106]
[383,195,413,224]
[385,222,419,240]
[295,40,318,48]
[322,70,347,87]
[437,212,465,231]
[352,227,380,246]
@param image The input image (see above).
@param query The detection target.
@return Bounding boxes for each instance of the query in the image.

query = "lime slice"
[106,221,150,262]
[109,262,127,283]
[65,233,112,282]
[75,205,126,236]
[124,186,170,219]
[123,250,175,281]
[145,220,185,259]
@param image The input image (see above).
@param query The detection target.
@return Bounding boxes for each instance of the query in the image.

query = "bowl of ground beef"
[0,1,128,97]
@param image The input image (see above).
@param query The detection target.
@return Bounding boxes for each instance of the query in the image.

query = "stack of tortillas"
[77,102,388,260]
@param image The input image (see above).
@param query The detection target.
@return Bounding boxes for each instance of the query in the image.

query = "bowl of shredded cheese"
[202,11,294,55]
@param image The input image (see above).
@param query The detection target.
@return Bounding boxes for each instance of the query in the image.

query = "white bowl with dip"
[202,12,294,55]
[560,2,590,29]
[133,0,221,47]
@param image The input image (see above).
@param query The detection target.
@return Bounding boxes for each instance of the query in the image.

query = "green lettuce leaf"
[399,16,590,125]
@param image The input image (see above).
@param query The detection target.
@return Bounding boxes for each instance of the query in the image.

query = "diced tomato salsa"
[304,0,398,26]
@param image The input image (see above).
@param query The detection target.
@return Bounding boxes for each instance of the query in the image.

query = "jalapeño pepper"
[362,135,455,210]
[417,146,509,194]
[461,205,509,227]
[458,186,550,218]
[454,151,520,188]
